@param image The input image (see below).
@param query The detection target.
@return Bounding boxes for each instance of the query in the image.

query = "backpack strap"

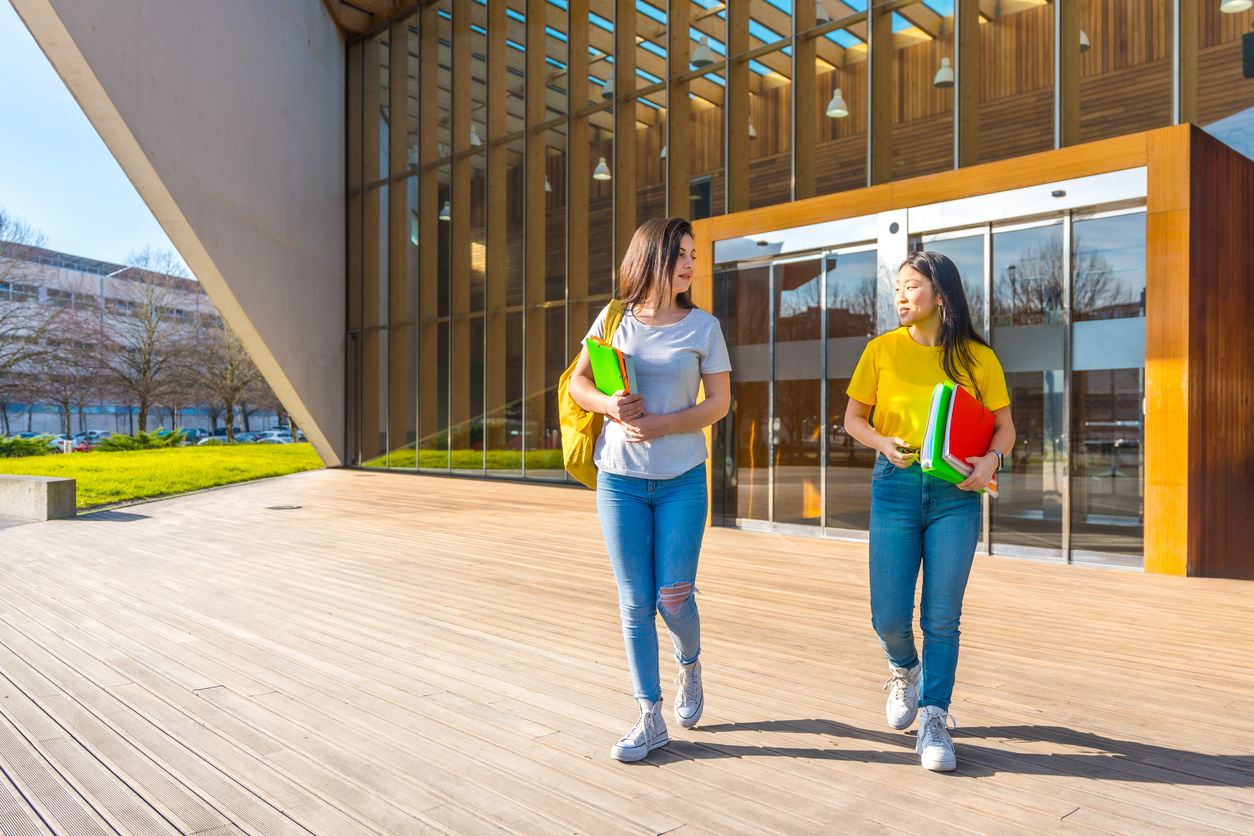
[603,299,625,345]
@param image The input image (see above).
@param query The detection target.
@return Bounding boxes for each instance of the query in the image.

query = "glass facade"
[345,2,1237,562]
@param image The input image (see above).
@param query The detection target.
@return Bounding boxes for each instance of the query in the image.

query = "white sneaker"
[882,663,920,730]
[916,705,957,771]
[610,699,669,762]
[673,661,703,729]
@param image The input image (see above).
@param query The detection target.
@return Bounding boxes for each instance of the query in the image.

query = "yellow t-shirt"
[846,328,1010,450]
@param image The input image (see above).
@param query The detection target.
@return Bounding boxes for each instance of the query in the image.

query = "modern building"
[13,0,1253,578]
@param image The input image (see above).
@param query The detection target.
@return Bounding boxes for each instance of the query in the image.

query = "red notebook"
[942,384,999,497]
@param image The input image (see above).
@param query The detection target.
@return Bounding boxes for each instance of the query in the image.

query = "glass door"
[824,247,879,534]
[727,261,771,526]
[772,256,825,530]
[990,220,1068,559]
[1069,210,1146,565]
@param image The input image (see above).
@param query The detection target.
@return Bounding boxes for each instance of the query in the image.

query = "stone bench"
[0,475,76,521]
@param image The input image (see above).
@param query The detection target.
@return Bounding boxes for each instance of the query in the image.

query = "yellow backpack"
[558,300,624,489]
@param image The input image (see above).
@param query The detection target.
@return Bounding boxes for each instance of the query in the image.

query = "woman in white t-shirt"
[568,217,732,762]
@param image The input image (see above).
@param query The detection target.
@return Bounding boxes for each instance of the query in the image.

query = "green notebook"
[920,381,970,487]
[585,336,638,396]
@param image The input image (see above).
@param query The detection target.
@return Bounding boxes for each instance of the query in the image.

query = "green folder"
[920,381,970,487]
[585,336,636,396]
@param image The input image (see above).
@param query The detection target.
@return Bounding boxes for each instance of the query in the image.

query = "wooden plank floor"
[0,468,1251,836]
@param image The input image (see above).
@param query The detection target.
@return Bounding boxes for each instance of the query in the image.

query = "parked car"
[255,435,292,444]
[211,427,241,437]
[179,428,211,445]
[72,430,113,442]
[44,434,72,452]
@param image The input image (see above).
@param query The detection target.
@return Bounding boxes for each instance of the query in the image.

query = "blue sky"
[0,3,190,274]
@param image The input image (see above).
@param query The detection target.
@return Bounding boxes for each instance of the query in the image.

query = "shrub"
[0,434,53,458]
[97,429,188,452]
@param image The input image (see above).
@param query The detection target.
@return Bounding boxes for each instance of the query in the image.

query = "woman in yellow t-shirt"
[844,251,1016,773]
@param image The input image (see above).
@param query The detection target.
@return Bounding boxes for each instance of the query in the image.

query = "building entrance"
[711,170,1147,568]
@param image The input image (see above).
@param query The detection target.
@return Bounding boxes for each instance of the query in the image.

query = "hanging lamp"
[826,88,849,118]
[933,57,954,89]
[545,175,552,193]
[469,125,481,147]
[438,200,451,221]
[601,67,615,99]
[691,36,718,68]
[1220,0,1252,12]
[1080,30,1091,52]
[816,1,831,25]
[593,156,612,180]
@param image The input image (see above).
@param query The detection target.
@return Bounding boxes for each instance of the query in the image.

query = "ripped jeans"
[596,463,707,703]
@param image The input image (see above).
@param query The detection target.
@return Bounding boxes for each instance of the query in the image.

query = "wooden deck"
[0,468,1251,836]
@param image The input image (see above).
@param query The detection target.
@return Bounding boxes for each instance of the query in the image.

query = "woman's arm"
[957,405,1015,491]
[843,397,918,468]
[619,372,730,444]
[569,346,643,423]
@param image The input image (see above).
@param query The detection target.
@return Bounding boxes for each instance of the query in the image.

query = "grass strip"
[0,444,324,509]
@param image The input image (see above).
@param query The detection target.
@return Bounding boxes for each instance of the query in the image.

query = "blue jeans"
[596,464,707,703]
[868,456,981,711]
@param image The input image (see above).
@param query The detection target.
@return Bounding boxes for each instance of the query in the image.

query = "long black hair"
[900,251,989,403]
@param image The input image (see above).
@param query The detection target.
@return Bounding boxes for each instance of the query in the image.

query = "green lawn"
[0,444,324,510]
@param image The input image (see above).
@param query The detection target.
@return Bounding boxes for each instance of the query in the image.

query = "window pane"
[728,264,770,522]
[773,258,822,527]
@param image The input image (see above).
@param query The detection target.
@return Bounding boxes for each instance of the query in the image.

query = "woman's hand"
[958,453,999,492]
[880,437,918,468]
[621,412,669,443]
[604,391,644,423]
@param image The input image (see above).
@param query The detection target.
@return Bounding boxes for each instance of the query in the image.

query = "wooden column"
[792,0,816,200]
[360,35,382,462]
[417,3,440,451]
[867,3,892,185]
[485,0,508,426]
[726,0,750,212]
[388,18,410,457]
[450,0,472,440]
[613,0,637,264]
[524,0,548,453]
[567,0,590,357]
[954,0,979,168]
[666,0,691,217]
[1173,0,1197,126]
[346,39,363,464]
[1054,0,1080,148]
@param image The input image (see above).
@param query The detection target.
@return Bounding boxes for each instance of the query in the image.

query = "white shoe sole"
[921,752,956,772]
[610,732,669,762]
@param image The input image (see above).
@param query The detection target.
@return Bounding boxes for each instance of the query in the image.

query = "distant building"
[0,244,278,435]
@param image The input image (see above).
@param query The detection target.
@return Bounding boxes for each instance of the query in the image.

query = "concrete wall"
[12,0,347,465]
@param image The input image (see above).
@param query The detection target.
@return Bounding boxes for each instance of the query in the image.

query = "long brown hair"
[617,217,696,311]
[901,250,990,403]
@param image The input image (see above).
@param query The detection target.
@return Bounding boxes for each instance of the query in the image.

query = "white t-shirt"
[585,304,732,480]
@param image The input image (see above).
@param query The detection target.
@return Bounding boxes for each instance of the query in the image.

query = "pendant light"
[438,200,451,221]
[933,57,954,89]
[601,67,615,99]
[1221,0,1252,12]
[748,120,757,140]
[825,87,849,119]
[593,156,612,180]
[660,145,667,159]
[1080,30,1090,52]
[691,36,718,69]
[545,176,552,193]
[469,125,481,147]
[816,1,831,25]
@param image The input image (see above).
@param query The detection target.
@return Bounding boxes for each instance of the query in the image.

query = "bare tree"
[0,208,63,380]
[89,247,195,433]
[28,338,97,436]
[194,318,261,443]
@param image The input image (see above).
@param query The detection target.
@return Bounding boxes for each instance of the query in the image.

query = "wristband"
[993,450,1004,472]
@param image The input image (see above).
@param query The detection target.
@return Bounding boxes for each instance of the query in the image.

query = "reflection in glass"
[923,234,986,336]
[749,51,792,210]
[990,224,1065,554]
[729,265,770,522]
[589,120,614,297]
[1070,213,1146,558]
[825,249,878,532]
[691,72,725,217]
[773,259,823,526]
[486,311,524,479]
